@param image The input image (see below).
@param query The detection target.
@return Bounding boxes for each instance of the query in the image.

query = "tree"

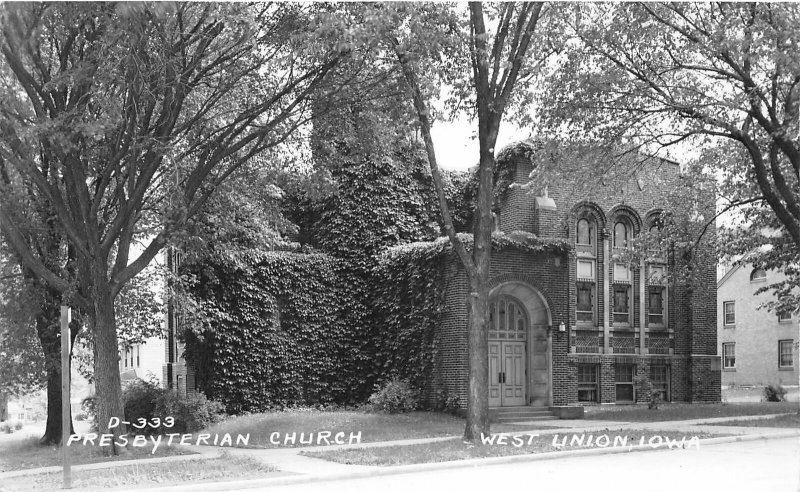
[541,2,800,252]
[0,2,354,450]
[389,2,546,440]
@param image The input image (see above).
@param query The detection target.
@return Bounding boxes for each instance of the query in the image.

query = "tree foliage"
[0,2,360,447]
[541,2,800,250]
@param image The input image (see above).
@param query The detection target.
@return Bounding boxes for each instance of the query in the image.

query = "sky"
[431,117,526,172]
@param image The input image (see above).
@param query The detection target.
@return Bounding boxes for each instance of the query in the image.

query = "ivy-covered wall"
[184,246,451,414]
[184,251,369,413]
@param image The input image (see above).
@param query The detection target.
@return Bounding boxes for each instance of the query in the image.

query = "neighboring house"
[718,263,799,387]
[165,144,721,408]
[118,337,165,384]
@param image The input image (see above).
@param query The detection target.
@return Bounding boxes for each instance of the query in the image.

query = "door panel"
[502,342,526,406]
[488,341,502,407]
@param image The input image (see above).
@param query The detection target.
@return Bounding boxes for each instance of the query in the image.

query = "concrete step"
[490,407,558,423]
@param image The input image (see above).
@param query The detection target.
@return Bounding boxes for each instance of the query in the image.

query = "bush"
[763,384,787,402]
[81,396,98,432]
[13,421,22,430]
[434,389,461,415]
[0,422,11,433]
[120,378,225,434]
[123,379,163,434]
[368,378,418,414]
[155,391,225,434]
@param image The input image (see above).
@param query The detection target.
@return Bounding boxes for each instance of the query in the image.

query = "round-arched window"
[577,218,592,245]
[489,297,528,341]
[614,221,629,248]
[750,268,766,282]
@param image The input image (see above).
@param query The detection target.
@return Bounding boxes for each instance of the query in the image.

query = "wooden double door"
[488,340,526,407]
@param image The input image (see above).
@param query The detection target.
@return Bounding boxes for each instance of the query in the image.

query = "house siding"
[718,265,799,386]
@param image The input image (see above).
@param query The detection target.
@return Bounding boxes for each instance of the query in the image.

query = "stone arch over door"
[488,281,552,407]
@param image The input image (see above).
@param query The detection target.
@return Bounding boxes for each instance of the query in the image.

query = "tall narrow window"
[723,301,735,326]
[613,285,631,325]
[577,282,594,323]
[578,364,599,402]
[723,343,735,369]
[648,287,665,327]
[779,340,793,368]
[615,364,635,401]
[577,218,592,245]
[614,221,629,248]
[650,365,669,402]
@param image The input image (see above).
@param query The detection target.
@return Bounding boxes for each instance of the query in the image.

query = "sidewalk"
[2,413,798,488]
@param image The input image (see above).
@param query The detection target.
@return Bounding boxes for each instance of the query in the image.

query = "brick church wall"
[438,148,720,408]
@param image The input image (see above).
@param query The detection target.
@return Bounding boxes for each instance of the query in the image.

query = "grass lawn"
[0,434,193,472]
[0,452,277,491]
[583,402,799,422]
[303,429,719,466]
[705,413,800,428]
[204,409,521,449]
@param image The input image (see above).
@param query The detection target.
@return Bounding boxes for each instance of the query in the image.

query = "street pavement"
[2,414,799,490]
[257,436,800,492]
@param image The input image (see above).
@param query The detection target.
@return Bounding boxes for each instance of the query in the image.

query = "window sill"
[723,368,736,372]
[723,324,736,329]
[778,320,793,324]
[778,367,795,371]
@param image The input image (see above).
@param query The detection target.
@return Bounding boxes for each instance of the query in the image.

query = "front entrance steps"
[489,406,557,424]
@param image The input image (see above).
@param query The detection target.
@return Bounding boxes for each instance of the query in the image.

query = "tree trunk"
[91,274,127,455]
[463,122,497,441]
[464,280,490,440]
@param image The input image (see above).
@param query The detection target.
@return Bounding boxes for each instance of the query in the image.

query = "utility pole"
[61,306,71,489]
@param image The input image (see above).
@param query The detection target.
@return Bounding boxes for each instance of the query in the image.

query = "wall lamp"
[558,322,566,332]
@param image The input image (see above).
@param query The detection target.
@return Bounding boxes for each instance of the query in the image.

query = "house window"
[650,365,669,402]
[750,268,766,282]
[613,221,629,248]
[576,282,595,324]
[577,218,592,245]
[723,301,735,325]
[778,312,792,322]
[577,364,599,402]
[136,346,140,367]
[612,284,631,326]
[615,364,635,401]
[648,287,665,327]
[723,343,735,369]
[124,349,128,368]
[779,340,793,368]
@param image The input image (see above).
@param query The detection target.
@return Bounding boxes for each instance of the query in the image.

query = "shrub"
[81,395,98,432]
[434,389,461,415]
[763,384,787,402]
[368,378,418,414]
[155,391,225,434]
[123,378,163,434]
[13,421,22,430]
[0,422,11,433]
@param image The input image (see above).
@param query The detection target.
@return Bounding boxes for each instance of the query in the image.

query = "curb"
[145,430,800,491]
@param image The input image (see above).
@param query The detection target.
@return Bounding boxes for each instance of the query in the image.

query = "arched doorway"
[488,282,552,407]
